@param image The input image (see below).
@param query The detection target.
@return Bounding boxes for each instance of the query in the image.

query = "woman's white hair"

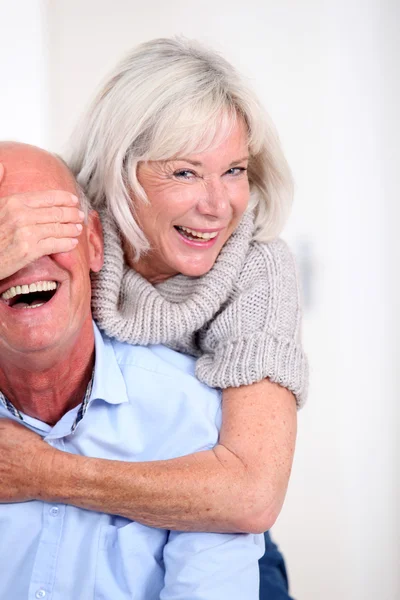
[67,37,293,259]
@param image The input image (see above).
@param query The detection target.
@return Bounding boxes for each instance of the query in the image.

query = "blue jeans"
[259,532,294,599]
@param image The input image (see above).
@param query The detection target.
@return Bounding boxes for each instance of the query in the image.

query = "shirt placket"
[28,503,66,600]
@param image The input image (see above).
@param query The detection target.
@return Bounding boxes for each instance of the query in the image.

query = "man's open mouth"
[0,281,59,309]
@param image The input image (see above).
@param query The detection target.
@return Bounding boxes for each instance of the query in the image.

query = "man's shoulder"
[109,336,197,378]
[105,332,218,395]
[91,325,222,451]
[94,324,221,407]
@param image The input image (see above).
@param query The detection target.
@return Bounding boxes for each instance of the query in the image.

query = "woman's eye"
[225,167,247,176]
[173,170,196,179]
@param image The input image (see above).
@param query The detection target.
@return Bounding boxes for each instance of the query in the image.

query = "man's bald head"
[0,142,89,215]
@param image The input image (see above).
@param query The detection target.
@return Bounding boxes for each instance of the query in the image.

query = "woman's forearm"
[0,379,296,533]
[40,443,273,533]
[38,380,296,533]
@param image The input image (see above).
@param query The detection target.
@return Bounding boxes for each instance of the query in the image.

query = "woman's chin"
[162,244,221,278]
[175,259,215,278]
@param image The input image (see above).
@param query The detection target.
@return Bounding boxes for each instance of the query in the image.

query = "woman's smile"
[174,225,221,249]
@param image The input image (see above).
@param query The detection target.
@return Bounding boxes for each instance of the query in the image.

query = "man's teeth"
[14,302,45,310]
[1,280,57,301]
[177,226,218,241]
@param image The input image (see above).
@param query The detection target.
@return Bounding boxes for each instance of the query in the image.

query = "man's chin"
[0,310,75,359]
[1,329,66,357]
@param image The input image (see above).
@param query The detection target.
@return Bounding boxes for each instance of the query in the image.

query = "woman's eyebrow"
[170,156,249,167]
[229,157,249,166]
[169,158,202,166]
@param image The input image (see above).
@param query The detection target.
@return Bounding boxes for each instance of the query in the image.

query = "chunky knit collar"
[91,210,255,346]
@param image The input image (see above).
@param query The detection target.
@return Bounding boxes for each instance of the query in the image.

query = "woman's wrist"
[33,444,80,502]
[37,447,103,508]
[31,444,62,501]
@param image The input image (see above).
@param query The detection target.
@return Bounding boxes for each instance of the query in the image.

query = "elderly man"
[0,142,263,599]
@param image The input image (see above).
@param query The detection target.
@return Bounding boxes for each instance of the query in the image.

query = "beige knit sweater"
[91,210,308,406]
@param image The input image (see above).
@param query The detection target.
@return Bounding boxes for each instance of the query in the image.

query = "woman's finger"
[37,236,79,256]
[28,189,80,208]
[34,221,83,240]
[8,206,85,228]
[4,189,79,209]
[10,222,82,265]
[32,206,85,225]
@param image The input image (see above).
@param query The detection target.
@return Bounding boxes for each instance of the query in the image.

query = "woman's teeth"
[176,226,218,241]
[1,280,57,301]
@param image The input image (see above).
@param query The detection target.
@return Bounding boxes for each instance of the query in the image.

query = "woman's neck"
[123,242,177,284]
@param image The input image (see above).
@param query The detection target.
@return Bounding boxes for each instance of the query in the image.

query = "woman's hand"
[0,163,85,280]
[0,419,53,502]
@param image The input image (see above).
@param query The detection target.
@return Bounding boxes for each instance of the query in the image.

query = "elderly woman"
[0,38,306,597]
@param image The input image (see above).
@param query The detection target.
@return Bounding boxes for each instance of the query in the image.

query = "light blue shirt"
[0,324,263,599]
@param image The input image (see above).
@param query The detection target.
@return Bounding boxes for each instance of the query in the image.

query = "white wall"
[2,1,399,598]
[275,3,399,598]
[0,0,50,147]
[323,4,399,598]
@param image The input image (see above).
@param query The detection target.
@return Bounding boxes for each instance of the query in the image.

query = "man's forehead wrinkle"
[0,142,71,174]
[0,148,76,197]
[0,170,75,199]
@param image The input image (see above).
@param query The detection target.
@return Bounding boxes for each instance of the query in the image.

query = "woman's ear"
[86,210,104,272]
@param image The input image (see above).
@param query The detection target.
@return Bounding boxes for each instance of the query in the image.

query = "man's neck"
[0,322,95,426]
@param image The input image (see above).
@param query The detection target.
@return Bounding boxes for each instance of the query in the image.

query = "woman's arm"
[0,378,296,533]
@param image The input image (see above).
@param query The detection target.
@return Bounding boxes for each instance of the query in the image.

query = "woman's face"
[131,119,250,282]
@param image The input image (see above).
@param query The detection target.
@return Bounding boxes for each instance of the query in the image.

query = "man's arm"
[160,530,264,599]
[0,380,296,533]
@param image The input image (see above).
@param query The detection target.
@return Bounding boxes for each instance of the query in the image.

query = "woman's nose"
[197,179,230,219]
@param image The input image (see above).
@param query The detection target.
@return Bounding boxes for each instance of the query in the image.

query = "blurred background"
[1,1,399,598]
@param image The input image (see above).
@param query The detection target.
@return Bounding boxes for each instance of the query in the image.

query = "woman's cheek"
[228,180,249,210]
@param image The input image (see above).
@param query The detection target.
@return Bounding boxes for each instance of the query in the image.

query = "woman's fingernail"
[76,224,83,232]
[78,210,85,219]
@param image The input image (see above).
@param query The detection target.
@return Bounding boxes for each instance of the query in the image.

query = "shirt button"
[35,590,46,599]
[49,506,59,516]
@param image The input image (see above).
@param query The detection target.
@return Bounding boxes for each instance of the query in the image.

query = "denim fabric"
[259,532,295,599]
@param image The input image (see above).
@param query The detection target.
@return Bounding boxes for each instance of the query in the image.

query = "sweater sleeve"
[195,239,309,407]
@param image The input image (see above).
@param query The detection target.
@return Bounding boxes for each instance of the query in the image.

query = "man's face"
[0,147,103,364]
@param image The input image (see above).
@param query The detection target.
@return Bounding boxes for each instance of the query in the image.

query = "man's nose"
[197,178,230,219]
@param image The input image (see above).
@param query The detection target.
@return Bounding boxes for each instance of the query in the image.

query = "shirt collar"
[90,321,129,407]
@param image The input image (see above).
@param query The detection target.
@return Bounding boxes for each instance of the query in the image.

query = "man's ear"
[86,210,104,272]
